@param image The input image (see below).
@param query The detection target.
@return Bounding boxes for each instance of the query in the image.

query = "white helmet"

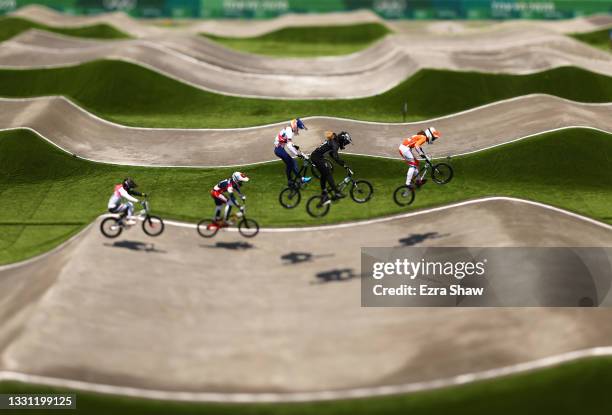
[423,127,441,143]
[232,172,249,183]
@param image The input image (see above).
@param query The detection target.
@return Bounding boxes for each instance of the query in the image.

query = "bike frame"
[336,172,356,193]
[292,158,312,189]
[214,203,249,229]
[417,158,435,182]
[326,168,359,194]
[115,199,151,227]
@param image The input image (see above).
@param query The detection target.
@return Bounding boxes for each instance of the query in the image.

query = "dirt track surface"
[0,199,611,394]
[2,14,611,98]
[1,95,609,166]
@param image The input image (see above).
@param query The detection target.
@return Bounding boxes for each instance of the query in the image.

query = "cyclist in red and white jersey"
[107,178,145,225]
[274,118,312,186]
[211,171,249,224]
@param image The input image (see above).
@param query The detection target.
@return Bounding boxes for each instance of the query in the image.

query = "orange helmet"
[423,127,441,143]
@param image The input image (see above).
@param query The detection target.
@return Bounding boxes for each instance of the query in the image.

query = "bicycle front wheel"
[238,218,260,238]
[306,195,331,218]
[100,217,123,238]
[350,180,373,203]
[432,163,454,184]
[393,185,416,207]
[197,219,220,238]
[143,215,165,236]
[279,187,301,209]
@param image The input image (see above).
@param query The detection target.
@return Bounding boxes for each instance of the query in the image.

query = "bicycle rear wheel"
[279,187,301,209]
[432,163,454,184]
[350,180,373,203]
[238,218,260,238]
[100,217,123,238]
[306,195,331,218]
[197,219,220,238]
[393,185,416,207]
[143,216,165,236]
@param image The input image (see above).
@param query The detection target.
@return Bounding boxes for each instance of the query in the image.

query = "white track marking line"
[8,6,387,38]
[1,95,611,167]
[166,196,612,233]
[1,346,612,402]
[346,125,612,161]
[2,37,612,98]
[2,196,609,273]
[0,223,92,271]
[0,124,610,168]
[1,93,609,132]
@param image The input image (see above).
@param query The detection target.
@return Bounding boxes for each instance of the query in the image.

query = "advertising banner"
[2,0,611,19]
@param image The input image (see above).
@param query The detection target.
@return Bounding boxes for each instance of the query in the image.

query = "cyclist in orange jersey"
[398,127,441,190]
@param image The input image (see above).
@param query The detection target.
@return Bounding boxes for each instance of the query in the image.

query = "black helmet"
[338,131,352,149]
[122,177,137,190]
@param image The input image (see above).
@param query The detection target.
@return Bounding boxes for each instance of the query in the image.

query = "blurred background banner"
[1,0,611,19]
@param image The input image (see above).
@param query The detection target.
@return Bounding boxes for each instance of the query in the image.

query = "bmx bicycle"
[100,197,165,238]
[306,166,373,218]
[279,155,333,209]
[394,156,454,207]
[197,202,260,238]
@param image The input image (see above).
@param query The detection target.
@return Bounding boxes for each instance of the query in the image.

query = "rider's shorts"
[108,204,127,214]
[398,144,419,167]
[211,190,228,205]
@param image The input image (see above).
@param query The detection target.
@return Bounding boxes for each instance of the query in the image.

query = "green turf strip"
[1,61,611,128]
[0,127,610,265]
[2,356,612,414]
[202,23,391,57]
[571,28,612,52]
[0,16,131,42]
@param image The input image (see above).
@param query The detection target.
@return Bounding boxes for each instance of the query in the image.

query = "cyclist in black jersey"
[310,130,352,204]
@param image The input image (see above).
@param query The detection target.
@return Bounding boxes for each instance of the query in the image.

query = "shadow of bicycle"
[201,241,254,251]
[397,232,449,246]
[314,268,358,284]
[104,240,166,253]
[281,251,335,265]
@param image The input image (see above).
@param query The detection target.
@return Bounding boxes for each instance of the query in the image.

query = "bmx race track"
[1,198,612,399]
[2,6,612,98]
[0,5,612,403]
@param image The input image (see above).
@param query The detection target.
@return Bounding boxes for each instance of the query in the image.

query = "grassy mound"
[0,16,131,42]
[2,356,612,414]
[202,23,391,56]
[0,127,610,264]
[0,61,611,128]
[571,28,611,52]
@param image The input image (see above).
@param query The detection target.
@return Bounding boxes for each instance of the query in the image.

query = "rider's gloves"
[346,167,354,176]
[294,145,300,151]
[241,195,246,201]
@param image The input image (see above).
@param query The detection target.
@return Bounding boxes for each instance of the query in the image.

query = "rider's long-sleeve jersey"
[211,179,243,203]
[401,134,428,156]
[274,126,299,156]
[311,138,346,167]
[108,184,141,209]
